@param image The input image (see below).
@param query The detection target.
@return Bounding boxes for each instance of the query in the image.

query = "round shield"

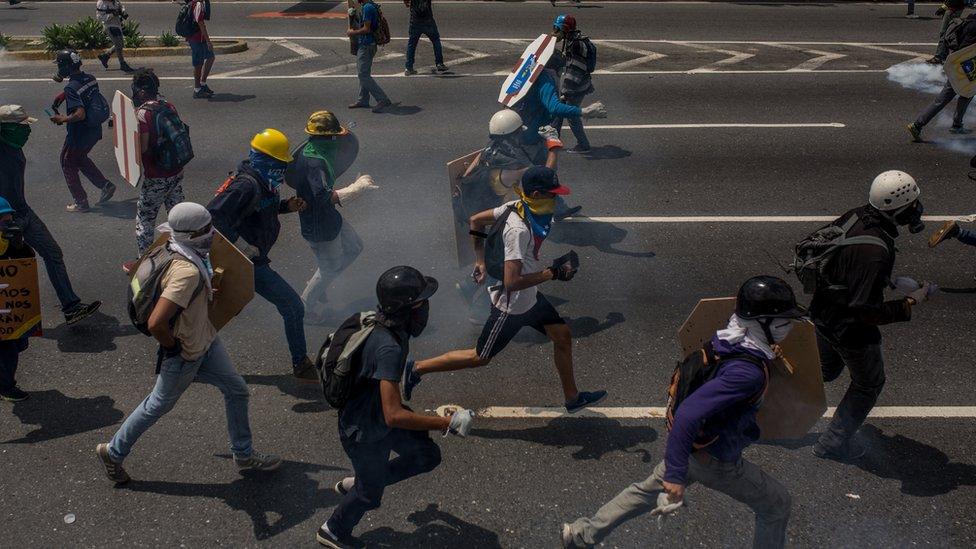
[285,131,360,189]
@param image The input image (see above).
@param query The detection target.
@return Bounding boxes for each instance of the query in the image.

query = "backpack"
[314,311,379,409]
[665,341,768,448]
[559,37,597,95]
[128,245,206,336]
[74,79,110,128]
[141,101,193,171]
[373,4,391,46]
[483,205,518,281]
[212,171,263,230]
[175,1,200,38]
[791,214,889,295]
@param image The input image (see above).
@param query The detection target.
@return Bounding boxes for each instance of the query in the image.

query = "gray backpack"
[127,246,206,336]
[792,215,889,295]
[315,311,379,409]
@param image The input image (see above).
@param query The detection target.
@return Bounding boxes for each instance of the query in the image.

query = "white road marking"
[212,38,319,78]
[854,44,931,63]
[759,42,848,72]
[437,41,491,70]
[437,405,976,419]
[565,215,969,223]
[212,36,936,46]
[675,42,756,72]
[273,39,319,59]
[581,123,846,129]
[594,41,668,72]
[300,52,404,77]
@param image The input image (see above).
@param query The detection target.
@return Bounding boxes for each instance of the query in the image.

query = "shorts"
[476,293,565,360]
[189,41,215,67]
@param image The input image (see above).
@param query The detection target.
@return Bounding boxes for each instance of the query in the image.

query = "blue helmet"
[0,197,15,216]
[553,14,576,33]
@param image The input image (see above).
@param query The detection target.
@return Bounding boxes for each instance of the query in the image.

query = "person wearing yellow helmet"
[207,128,317,382]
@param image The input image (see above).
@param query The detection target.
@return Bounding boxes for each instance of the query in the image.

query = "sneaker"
[193,88,214,99]
[435,63,449,73]
[402,359,421,401]
[566,145,591,154]
[554,205,583,221]
[201,84,214,94]
[316,524,364,549]
[293,357,319,383]
[404,68,418,76]
[950,126,973,135]
[0,386,29,402]
[65,301,101,325]
[95,443,131,484]
[234,450,282,471]
[371,100,392,113]
[348,102,370,109]
[333,476,354,496]
[98,182,116,204]
[565,390,608,413]
[66,202,90,213]
[561,523,590,549]
[907,122,922,143]
[98,53,110,69]
[812,439,865,462]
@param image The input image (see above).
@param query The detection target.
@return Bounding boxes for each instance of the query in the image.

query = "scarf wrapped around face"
[715,314,793,360]
[303,138,340,190]
[249,149,287,191]
[514,187,555,260]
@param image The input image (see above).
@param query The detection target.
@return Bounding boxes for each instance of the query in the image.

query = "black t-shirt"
[409,0,434,24]
[338,327,408,443]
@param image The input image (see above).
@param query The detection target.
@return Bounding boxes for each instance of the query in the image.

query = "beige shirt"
[160,258,215,361]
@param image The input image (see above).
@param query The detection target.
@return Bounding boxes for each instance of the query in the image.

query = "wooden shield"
[134,231,254,332]
[677,297,826,441]
[447,150,482,267]
[0,255,42,340]
[111,90,142,187]
[498,34,557,108]
[945,43,976,98]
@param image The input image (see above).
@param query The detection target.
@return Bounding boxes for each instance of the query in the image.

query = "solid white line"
[564,215,969,223]
[213,37,939,46]
[582,123,846,129]
[438,406,976,419]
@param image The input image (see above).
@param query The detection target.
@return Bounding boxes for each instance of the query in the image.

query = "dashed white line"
[438,406,976,419]
[594,41,668,72]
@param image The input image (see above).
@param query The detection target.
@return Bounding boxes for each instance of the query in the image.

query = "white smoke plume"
[886,61,946,94]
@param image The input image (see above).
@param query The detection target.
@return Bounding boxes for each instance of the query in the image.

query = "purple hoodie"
[663,336,768,485]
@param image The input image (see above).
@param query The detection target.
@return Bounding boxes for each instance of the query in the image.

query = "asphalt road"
[1,2,976,548]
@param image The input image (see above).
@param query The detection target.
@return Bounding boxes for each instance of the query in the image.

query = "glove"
[581,101,608,120]
[444,408,474,437]
[548,250,580,281]
[537,125,563,151]
[234,241,260,260]
[348,7,356,16]
[650,492,683,530]
[335,174,378,204]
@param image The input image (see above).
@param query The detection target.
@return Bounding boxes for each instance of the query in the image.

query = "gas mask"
[893,200,925,234]
[406,300,430,338]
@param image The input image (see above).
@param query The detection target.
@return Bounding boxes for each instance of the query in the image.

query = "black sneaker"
[293,357,319,383]
[201,84,215,95]
[98,182,116,204]
[316,525,364,549]
[193,88,214,99]
[812,439,865,462]
[65,301,101,325]
[98,53,110,69]
[435,63,449,73]
[0,386,29,402]
[404,68,418,76]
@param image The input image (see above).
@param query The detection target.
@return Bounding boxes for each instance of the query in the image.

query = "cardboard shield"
[677,297,826,441]
[498,34,557,108]
[285,132,360,190]
[135,231,255,331]
[111,90,142,187]
[447,150,483,267]
[945,42,976,98]
[0,255,42,340]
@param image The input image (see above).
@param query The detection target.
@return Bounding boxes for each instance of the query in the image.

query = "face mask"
[894,200,925,234]
[516,187,556,215]
[0,123,31,149]
[766,319,793,344]
[182,228,214,257]
[407,300,430,338]
[249,149,287,191]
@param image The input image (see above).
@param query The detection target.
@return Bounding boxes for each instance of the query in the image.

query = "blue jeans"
[327,428,441,538]
[552,93,590,149]
[254,263,308,365]
[108,338,253,461]
[356,43,390,105]
[958,227,976,247]
[17,209,81,313]
[405,20,444,70]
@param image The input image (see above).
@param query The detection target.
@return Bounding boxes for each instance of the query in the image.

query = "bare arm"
[503,259,553,292]
[147,297,180,348]
[380,380,451,431]
[52,106,86,125]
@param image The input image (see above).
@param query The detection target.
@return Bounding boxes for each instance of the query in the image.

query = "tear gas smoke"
[886,62,946,95]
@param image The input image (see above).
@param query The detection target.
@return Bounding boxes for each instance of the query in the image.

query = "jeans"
[356,43,390,105]
[254,263,308,365]
[552,94,590,149]
[136,173,185,253]
[816,329,886,451]
[301,223,363,316]
[915,80,973,129]
[17,209,81,312]
[0,340,25,392]
[107,338,253,461]
[958,227,976,247]
[327,428,442,538]
[60,140,110,206]
[405,20,444,70]
[566,458,791,549]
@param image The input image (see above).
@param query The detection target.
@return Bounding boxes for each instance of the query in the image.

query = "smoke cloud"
[886,61,945,95]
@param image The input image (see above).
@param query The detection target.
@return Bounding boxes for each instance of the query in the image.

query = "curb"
[4,39,248,61]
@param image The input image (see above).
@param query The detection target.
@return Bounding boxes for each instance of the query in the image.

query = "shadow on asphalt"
[207,93,258,103]
[580,145,631,161]
[549,219,657,258]
[41,311,141,353]
[379,103,423,116]
[97,197,137,220]
[122,459,346,541]
[471,417,657,462]
[242,374,328,414]
[3,390,124,444]
[511,312,625,344]
[361,503,501,548]
[856,425,976,497]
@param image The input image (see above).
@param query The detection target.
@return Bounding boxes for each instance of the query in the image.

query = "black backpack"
[791,214,889,295]
[176,1,200,38]
[314,311,379,409]
[141,101,193,172]
[666,341,768,447]
[73,78,110,128]
[127,245,206,336]
[483,205,518,281]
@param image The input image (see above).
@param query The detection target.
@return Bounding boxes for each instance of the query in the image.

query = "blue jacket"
[663,336,768,484]
[207,161,288,266]
[519,69,583,145]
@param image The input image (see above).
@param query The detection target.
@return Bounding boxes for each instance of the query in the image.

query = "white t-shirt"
[488,201,543,315]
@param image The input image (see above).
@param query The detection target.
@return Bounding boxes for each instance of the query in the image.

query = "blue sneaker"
[403,360,422,401]
[565,390,607,413]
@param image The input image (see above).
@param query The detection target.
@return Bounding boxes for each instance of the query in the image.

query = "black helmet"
[735,276,806,320]
[132,68,161,95]
[54,49,82,73]
[376,266,438,314]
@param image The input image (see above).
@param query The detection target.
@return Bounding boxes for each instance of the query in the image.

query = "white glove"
[580,101,607,119]
[894,277,938,301]
[537,125,563,150]
[335,174,378,204]
[650,491,683,529]
[347,7,356,16]
[444,408,474,437]
[907,282,936,304]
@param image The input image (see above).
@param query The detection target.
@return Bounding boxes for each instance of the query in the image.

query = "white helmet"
[869,170,920,211]
[489,109,524,137]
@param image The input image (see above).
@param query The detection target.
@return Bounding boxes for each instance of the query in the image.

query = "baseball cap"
[520,166,571,196]
[0,105,37,125]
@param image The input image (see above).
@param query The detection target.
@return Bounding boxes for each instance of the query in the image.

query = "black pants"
[816,329,885,450]
[17,209,81,313]
[0,339,27,392]
[327,428,442,538]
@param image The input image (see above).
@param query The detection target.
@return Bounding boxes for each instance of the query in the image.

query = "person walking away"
[0,104,101,325]
[809,170,931,462]
[96,0,135,72]
[908,13,976,140]
[96,202,281,484]
[207,129,316,382]
[49,50,117,213]
[0,197,36,402]
[348,0,392,113]
[929,0,968,63]
[563,276,801,549]
[404,167,607,413]
[551,15,597,153]
[315,266,474,548]
[403,0,446,75]
[287,111,377,324]
[184,0,216,98]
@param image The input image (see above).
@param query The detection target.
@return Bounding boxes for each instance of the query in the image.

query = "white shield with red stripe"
[498,34,557,108]
[111,90,142,187]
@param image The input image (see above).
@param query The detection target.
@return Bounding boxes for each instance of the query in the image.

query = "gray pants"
[356,43,390,105]
[301,222,364,316]
[566,458,791,549]
[102,25,127,65]
[816,330,885,451]
[552,94,590,149]
[915,80,973,129]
